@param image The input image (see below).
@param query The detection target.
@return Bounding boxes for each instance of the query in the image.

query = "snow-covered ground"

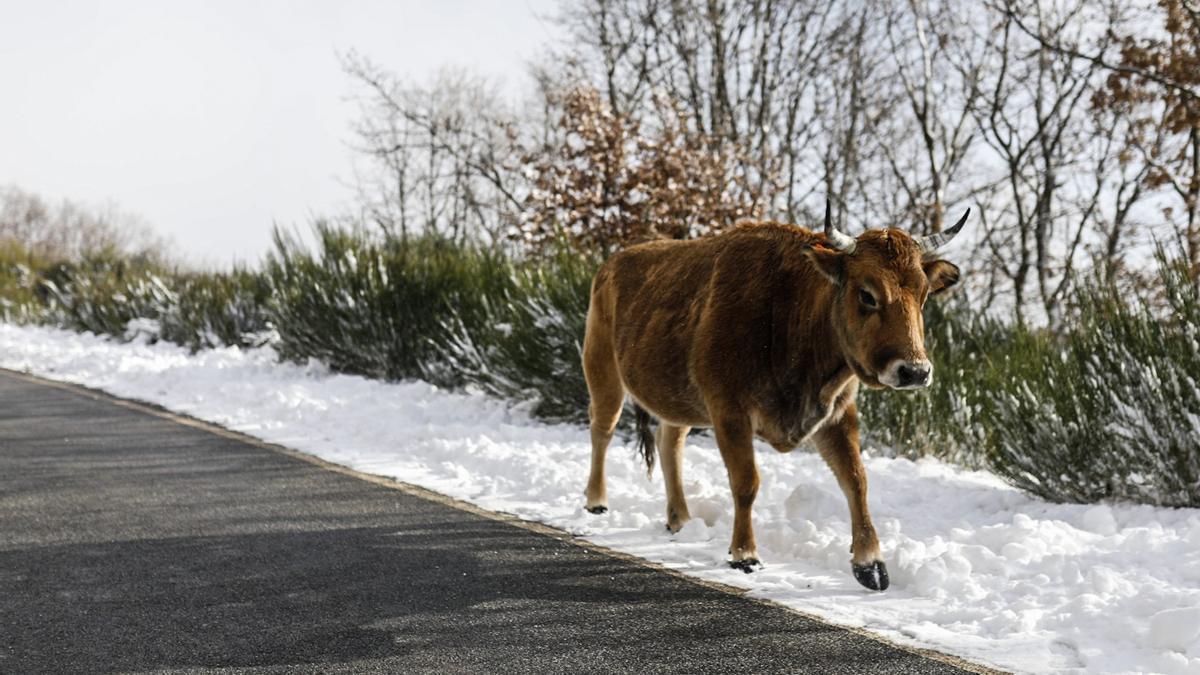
[3,324,1199,674]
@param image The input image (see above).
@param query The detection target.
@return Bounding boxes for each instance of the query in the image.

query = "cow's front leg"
[813,403,888,591]
[713,414,761,572]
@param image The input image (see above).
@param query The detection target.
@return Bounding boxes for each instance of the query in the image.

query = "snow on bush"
[265,224,512,382]
[426,249,594,423]
[984,252,1200,507]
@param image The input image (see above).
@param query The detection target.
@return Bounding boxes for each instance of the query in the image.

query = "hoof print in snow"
[852,561,890,591]
[585,505,608,515]
[728,558,762,574]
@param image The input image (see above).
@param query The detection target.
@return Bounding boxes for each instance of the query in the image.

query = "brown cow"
[581,204,968,591]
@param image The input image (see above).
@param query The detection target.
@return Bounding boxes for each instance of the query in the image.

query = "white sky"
[0,1,560,267]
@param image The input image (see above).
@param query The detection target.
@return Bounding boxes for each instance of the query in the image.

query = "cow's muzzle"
[881,359,933,389]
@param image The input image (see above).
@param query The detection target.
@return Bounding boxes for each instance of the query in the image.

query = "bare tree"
[0,185,165,263]
[551,0,658,116]
[875,0,984,235]
[344,54,525,246]
[969,2,1115,324]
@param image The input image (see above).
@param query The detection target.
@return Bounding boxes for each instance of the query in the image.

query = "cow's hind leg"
[713,414,761,572]
[813,404,888,591]
[582,321,624,514]
[657,423,692,532]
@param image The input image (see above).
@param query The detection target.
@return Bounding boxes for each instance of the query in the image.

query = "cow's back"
[587,223,820,427]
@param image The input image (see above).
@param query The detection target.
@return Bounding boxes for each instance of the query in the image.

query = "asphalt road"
[0,368,986,674]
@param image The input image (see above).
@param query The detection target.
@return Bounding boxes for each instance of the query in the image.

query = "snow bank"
[3,323,1198,674]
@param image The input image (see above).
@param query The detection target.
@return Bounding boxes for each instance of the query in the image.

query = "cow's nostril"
[897,363,931,387]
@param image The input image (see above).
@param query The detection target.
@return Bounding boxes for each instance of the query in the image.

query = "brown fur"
[582,220,960,571]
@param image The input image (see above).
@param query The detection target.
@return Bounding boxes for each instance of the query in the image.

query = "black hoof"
[585,505,608,514]
[852,561,890,591]
[729,558,762,574]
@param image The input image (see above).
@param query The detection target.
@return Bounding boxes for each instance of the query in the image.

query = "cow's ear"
[803,245,845,286]
[924,259,960,295]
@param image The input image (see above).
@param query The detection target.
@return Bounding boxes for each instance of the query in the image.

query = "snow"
[3,323,1199,674]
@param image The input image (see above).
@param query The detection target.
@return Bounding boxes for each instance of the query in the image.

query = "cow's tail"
[633,404,656,477]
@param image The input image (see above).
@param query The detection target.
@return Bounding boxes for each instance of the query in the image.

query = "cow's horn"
[916,209,970,252]
[824,200,857,253]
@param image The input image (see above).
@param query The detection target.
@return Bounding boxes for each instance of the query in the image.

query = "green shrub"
[0,238,271,350]
[265,223,597,424]
[427,247,597,423]
[0,239,48,322]
[982,251,1200,507]
[265,223,514,382]
[38,255,173,337]
[157,269,274,351]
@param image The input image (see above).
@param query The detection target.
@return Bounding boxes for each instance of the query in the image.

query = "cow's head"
[805,203,967,390]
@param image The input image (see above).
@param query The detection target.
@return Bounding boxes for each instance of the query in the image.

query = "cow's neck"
[789,283,854,386]
[764,280,858,448]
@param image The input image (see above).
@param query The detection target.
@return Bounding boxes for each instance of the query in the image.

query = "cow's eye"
[858,289,878,308]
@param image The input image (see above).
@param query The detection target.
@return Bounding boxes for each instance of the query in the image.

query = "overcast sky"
[0,1,559,266]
